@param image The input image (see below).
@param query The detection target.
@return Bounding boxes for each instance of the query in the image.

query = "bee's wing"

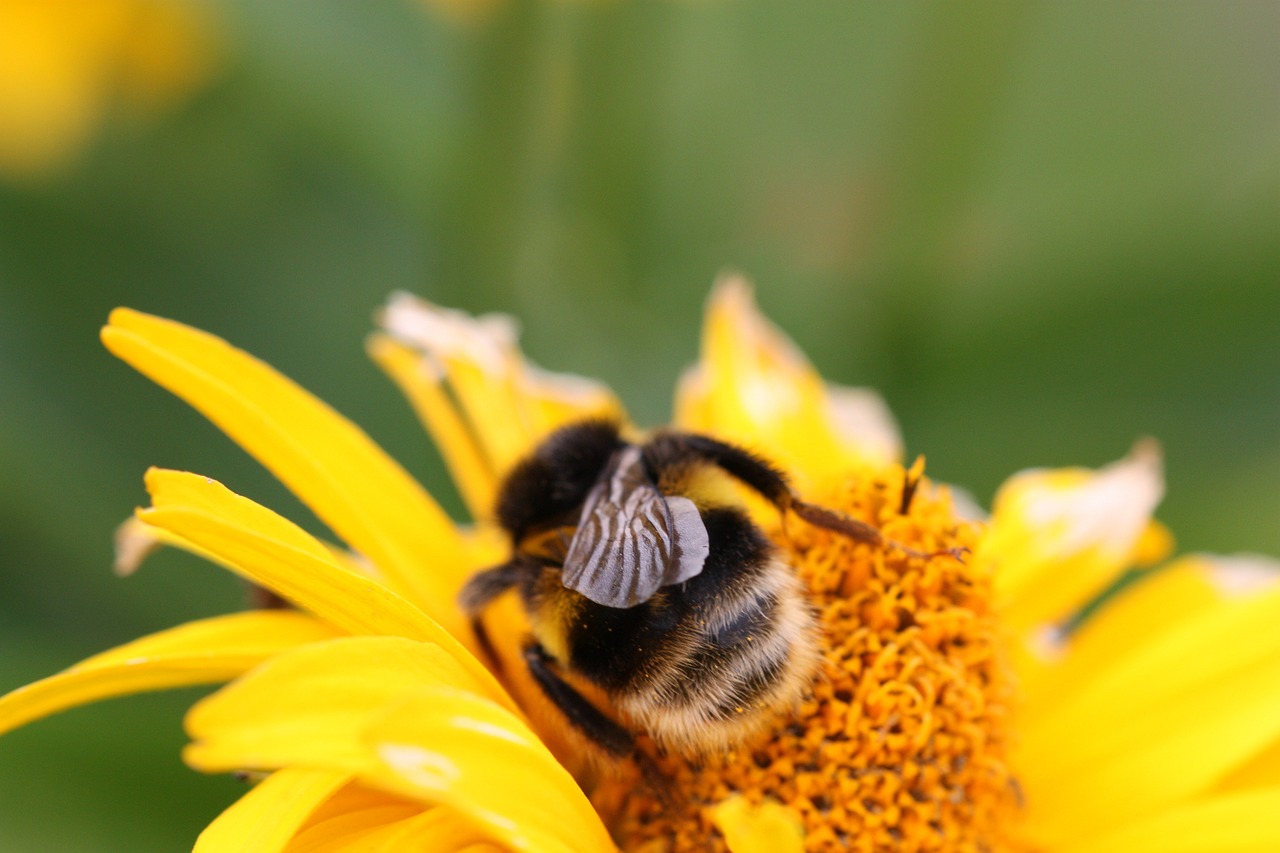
[561,447,710,609]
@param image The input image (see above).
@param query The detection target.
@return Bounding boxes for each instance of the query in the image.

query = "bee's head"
[495,419,625,542]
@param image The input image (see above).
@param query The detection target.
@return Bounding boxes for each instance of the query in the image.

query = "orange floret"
[601,461,1031,852]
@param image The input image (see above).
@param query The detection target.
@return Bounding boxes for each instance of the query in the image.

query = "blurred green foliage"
[0,1,1276,848]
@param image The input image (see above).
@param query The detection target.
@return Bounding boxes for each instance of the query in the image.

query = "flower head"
[3,279,1279,852]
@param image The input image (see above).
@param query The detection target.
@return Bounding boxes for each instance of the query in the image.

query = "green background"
[1,1,1276,849]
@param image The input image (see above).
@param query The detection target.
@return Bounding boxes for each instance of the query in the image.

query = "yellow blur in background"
[0,2,1276,850]
[0,0,216,180]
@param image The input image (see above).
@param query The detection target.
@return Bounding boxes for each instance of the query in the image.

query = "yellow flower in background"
[2,277,1279,851]
[0,0,217,181]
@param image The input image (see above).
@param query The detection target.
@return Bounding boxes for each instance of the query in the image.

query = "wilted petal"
[675,275,901,487]
[376,293,622,500]
[979,440,1167,631]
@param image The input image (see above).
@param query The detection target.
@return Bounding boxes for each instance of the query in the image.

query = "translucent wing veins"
[561,446,710,608]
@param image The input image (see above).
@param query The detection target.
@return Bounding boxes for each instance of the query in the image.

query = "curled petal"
[138,469,505,705]
[102,308,469,621]
[287,781,424,849]
[0,611,338,737]
[184,636,514,774]
[195,768,352,853]
[366,688,616,853]
[288,805,488,853]
[184,637,608,852]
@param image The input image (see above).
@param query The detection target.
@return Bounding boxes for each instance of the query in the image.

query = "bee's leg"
[523,641,634,756]
[459,559,528,670]
[522,642,673,801]
[645,432,793,508]
[648,433,879,539]
[656,432,963,561]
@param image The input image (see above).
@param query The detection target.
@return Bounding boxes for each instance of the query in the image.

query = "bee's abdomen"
[618,555,819,754]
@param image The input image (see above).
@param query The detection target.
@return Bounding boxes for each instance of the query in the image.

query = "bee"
[460,419,890,760]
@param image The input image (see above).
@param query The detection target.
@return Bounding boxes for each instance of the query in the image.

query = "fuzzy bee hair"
[461,419,873,760]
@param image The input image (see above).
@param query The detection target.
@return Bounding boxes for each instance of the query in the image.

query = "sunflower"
[2,278,1278,852]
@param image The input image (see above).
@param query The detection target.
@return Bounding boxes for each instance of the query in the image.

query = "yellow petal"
[0,610,338,737]
[184,641,599,851]
[1023,665,1280,844]
[367,334,498,522]
[101,308,469,618]
[117,510,379,583]
[377,293,538,478]
[1016,556,1222,723]
[1206,571,1280,800]
[377,292,623,485]
[1216,735,1280,794]
[1023,557,1280,765]
[518,362,624,447]
[674,274,901,487]
[365,687,616,853]
[137,469,503,701]
[709,795,805,853]
[1019,566,1280,842]
[290,806,488,853]
[184,636,512,774]
[366,324,624,525]
[291,780,422,834]
[979,440,1165,630]
[195,768,351,853]
[1061,787,1280,853]
[115,0,218,112]
[286,805,428,853]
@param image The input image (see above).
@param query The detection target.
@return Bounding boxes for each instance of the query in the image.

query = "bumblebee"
[460,420,887,759]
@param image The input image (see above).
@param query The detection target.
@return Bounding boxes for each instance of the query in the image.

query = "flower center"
[601,462,1030,852]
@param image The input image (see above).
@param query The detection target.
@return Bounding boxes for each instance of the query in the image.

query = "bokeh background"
[0,1,1276,849]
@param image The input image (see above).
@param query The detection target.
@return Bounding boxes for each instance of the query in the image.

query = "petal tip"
[114,517,163,576]
[378,292,519,377]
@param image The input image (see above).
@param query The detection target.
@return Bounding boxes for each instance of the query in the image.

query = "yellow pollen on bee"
[598,462,1030,853]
